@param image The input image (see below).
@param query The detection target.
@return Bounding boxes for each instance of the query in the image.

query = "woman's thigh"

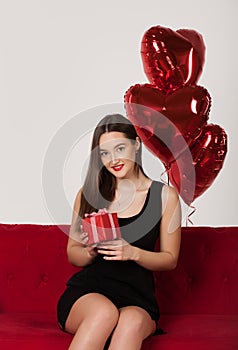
[64,292,120,334]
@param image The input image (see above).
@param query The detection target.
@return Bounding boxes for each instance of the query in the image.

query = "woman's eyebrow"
[99,142,126,151]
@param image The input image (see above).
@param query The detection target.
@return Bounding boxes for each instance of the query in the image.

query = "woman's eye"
[117,146,125,152]
[100,152,108,157]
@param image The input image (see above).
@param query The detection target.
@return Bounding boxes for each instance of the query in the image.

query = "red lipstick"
[112,164,124,172]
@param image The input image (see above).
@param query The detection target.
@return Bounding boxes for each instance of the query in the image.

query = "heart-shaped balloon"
[124,83,211,165]
[168,124,228,205]
[141,25,206,93]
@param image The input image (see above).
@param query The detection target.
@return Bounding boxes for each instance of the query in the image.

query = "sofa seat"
[0,312,237,350]
[0,312,72,350]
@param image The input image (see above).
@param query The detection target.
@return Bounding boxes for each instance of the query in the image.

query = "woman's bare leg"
[65,292,119,350]
[108,306,156,350]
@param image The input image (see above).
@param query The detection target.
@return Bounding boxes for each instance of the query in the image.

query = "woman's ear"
[135,136,141,152]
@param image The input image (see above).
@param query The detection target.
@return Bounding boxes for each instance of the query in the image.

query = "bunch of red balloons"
[124,25,227,206]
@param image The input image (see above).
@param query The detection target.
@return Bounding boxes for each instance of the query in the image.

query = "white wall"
[0,0,237,226]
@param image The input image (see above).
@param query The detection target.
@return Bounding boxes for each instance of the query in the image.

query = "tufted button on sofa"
[0,224,237,350]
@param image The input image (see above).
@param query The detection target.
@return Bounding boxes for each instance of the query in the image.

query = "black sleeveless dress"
[57,180,165,337]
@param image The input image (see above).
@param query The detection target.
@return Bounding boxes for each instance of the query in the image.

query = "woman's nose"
[110,152,120,164]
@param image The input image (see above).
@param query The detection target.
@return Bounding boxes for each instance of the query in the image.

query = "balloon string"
[186,204,196,226]
[160,167,169,185]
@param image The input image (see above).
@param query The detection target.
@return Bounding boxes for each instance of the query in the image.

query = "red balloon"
[124,83,211,165]
[168,124,228,205]
[141,25,206,93]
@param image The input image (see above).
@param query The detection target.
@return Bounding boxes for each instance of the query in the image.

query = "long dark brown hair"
[77,113,149,226]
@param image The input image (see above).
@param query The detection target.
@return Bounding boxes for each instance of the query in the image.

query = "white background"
[0,0,237,226]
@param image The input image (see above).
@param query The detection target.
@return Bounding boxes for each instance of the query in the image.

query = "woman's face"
[99,131,140,179]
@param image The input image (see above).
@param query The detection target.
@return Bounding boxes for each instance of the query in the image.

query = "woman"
[57,113,181,350]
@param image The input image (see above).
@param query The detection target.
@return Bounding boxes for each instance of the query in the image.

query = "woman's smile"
[112,164,124,172]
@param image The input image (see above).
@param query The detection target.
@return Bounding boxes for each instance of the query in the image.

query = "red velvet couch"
[0,224,237,350]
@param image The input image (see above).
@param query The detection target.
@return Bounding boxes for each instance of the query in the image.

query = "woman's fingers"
[98,248,118,255]
[77,225,89,244]
[97,239,135,261]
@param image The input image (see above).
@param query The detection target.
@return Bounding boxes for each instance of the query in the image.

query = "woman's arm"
[132,185,181,271]
[97,184,181,271]
[67,189,98,267]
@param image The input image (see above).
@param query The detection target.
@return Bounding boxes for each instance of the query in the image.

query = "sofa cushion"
[0,313,237,350]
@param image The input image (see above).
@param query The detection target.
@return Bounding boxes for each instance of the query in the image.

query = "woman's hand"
[79,225,98,258]
[97,238,136,261]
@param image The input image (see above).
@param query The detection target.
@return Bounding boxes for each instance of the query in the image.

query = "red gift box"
[82,208,121,245]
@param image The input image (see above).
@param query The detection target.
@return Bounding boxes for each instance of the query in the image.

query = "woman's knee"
[89,298,119,327]
[65,293,119,333]
[119,308,144,331]
[117,306,155,337]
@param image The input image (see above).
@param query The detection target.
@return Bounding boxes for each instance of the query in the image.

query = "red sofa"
[0,224,237,350]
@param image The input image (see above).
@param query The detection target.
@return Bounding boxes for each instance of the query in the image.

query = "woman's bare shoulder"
[161,184,179,199]
[161,184,179,212]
